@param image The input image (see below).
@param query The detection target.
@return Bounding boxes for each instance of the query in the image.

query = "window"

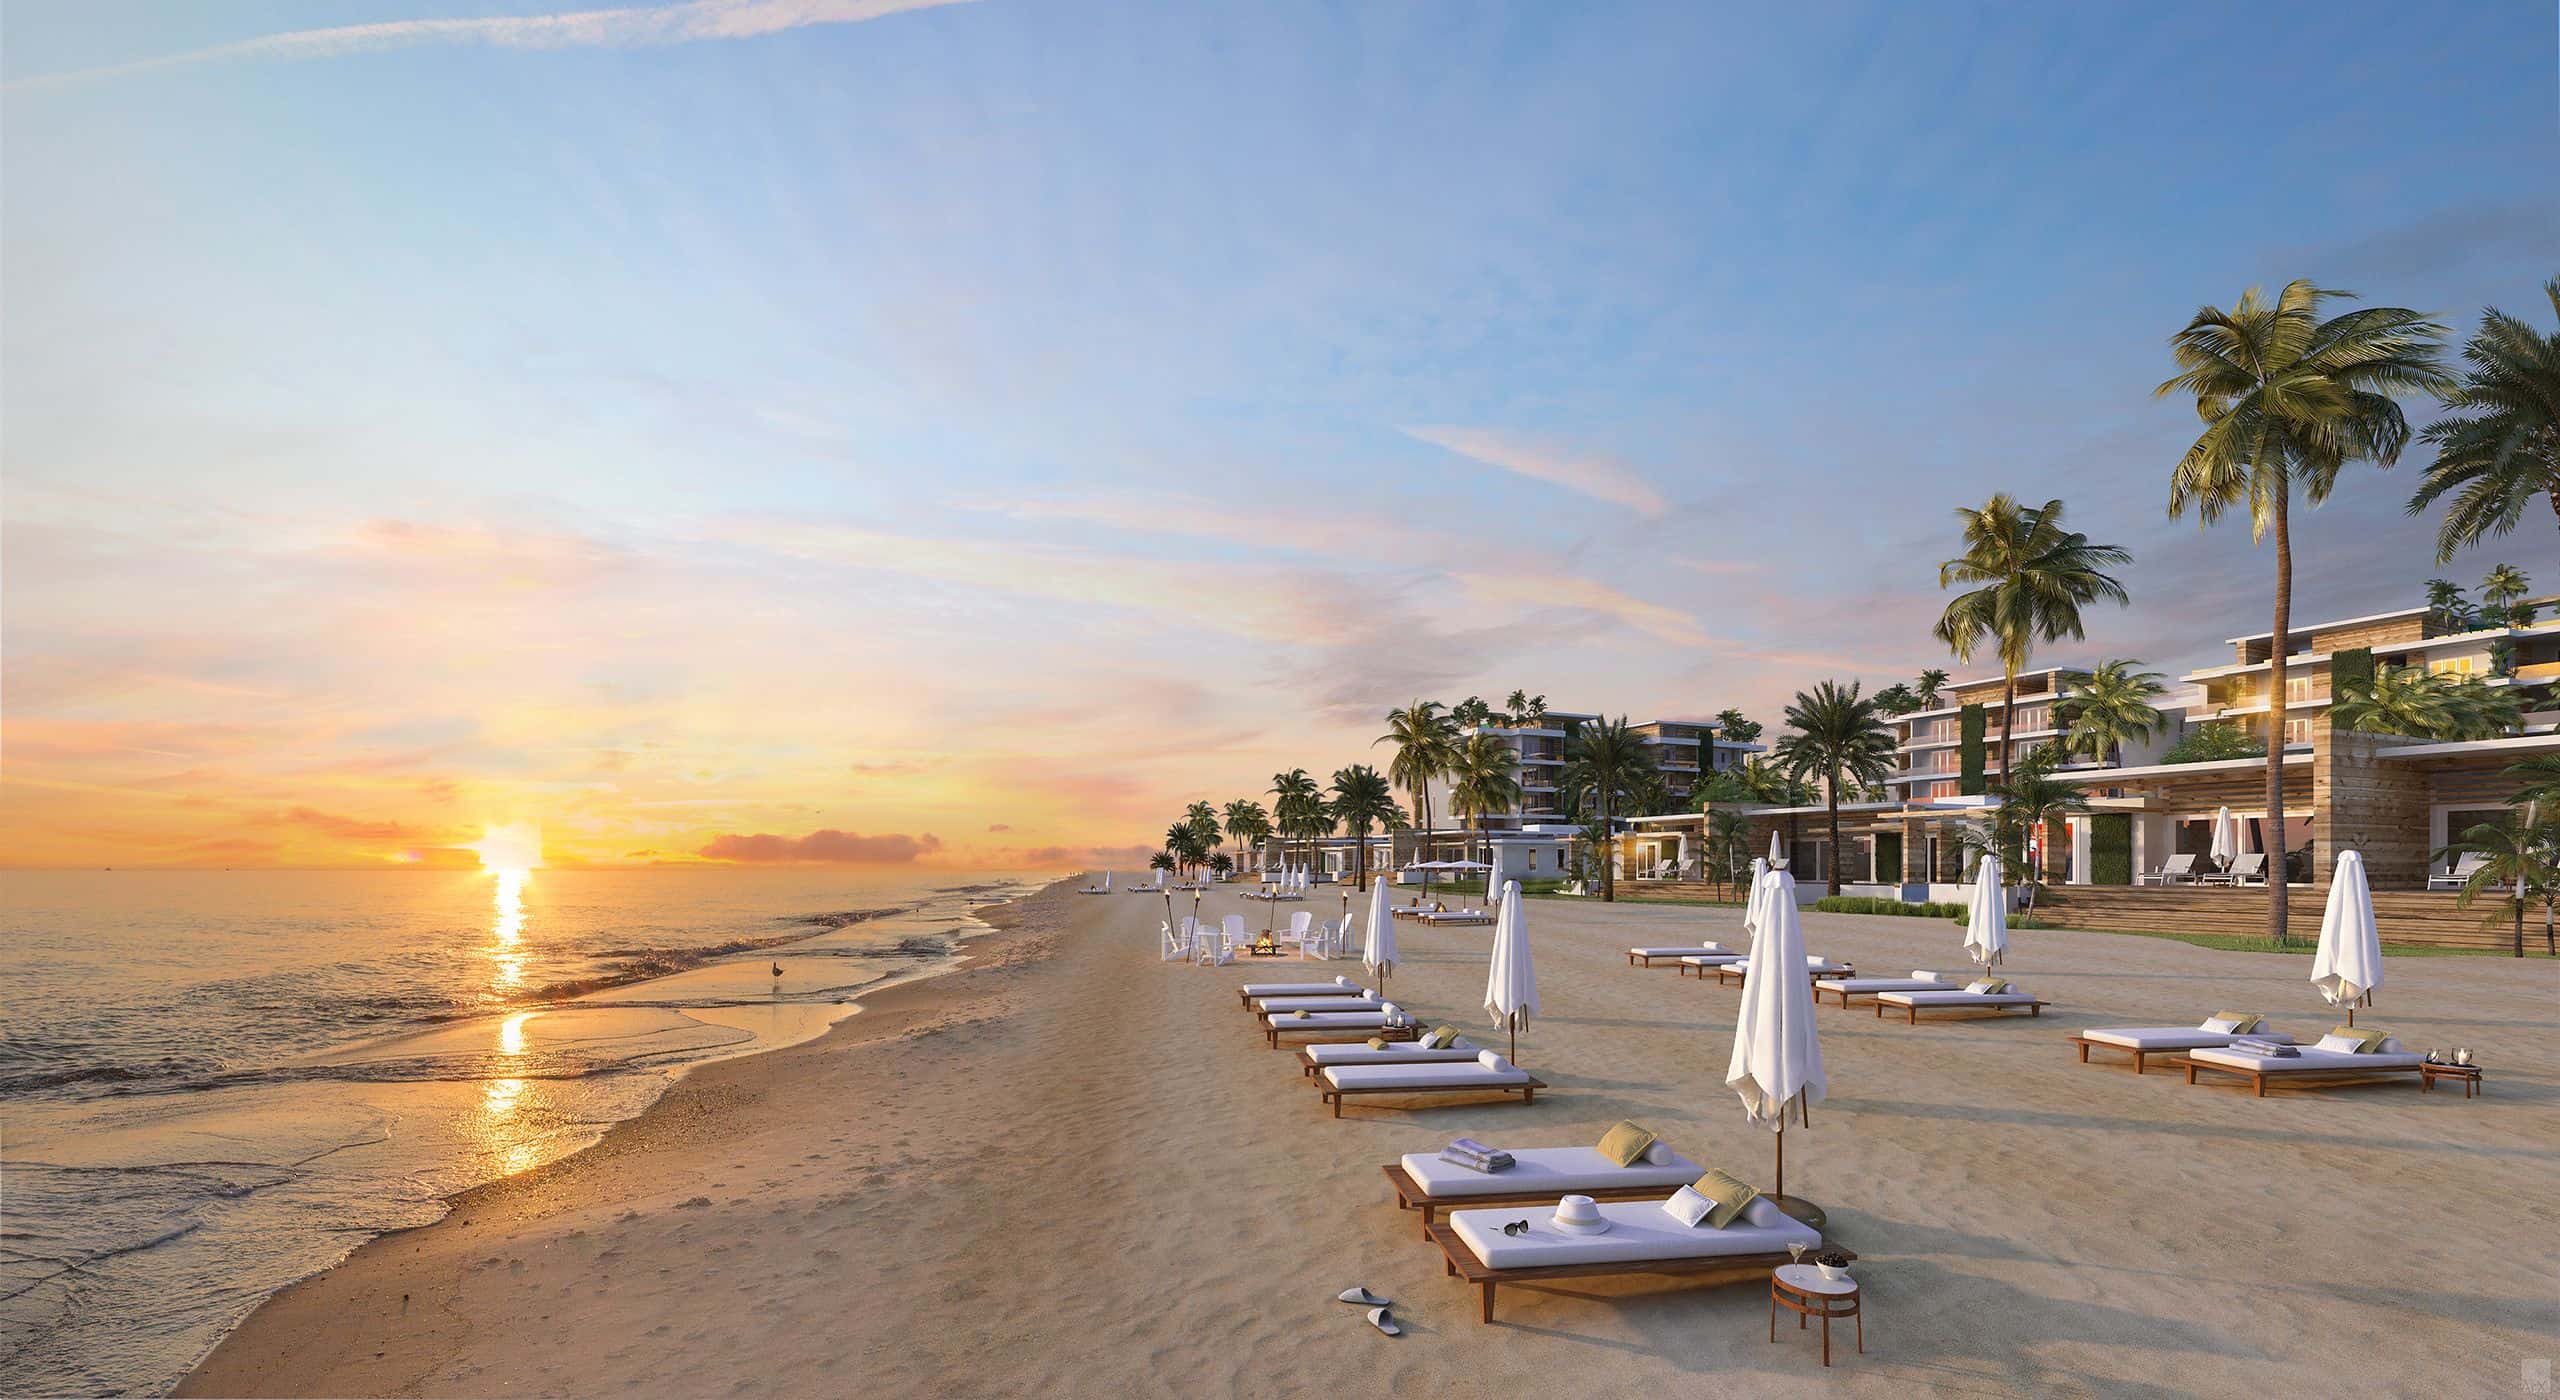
[2427,655,2479,677]
[2285,676,2313,702]
[1926,781,1959,800]
[2282,718,2311,746]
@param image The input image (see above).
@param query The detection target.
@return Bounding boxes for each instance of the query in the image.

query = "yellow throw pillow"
[1428,1023,1462,1050]
[2212,1010,2261,1033]
[1365,1036,1389,1050]
[1596,1120,1658,1168]
[2332,1025,2390,1053]
[1691,1168,1760,1229]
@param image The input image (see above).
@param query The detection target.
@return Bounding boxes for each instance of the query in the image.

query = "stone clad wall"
[2311,717,2431,888]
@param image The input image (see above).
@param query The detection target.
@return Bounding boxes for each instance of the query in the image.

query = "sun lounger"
[2197,852,2267,887]
[1812,971,1957,1008]
[1419,909,1494,925]
[1710,957,1853,985]
[1430,1197,1833,1323]
[1314,1056,1543,1118]
[2136,853,2199,886]
[1236,978,1362,1007]
[2072,1021,2299,1073]
[1674,953,1748,977]
[1873,987,2045,1022]
[1263,1010,1412,1048]
[1627,944,1730,967]
[1253,993,1382,1014]
[2428,851,2487,891]
[1299,1037,1481,1077]
[1382,1145,1707,1236]
[2185,1038,2424,1096]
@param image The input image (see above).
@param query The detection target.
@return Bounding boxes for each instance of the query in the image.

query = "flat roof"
[2222,605,2428,646]
[2373,731,2560,761]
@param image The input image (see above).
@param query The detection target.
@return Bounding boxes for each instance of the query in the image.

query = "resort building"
[1458,710,1764,836]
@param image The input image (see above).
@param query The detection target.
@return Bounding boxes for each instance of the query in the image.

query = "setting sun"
[468,823,545,875]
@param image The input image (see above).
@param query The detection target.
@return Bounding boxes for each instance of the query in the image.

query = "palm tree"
[2445,673,2523,739]
[2423,577,2472,631]
[1149,850,1176,877]
[1974,750,2090,888]
[2448,814,2558,957]
[2481,562,2532,616]
[1447,732,1524,873]
[1711,707,1762,743]
[2332,664,2455,738]
[1164,821,1209,879]
[2508,753,2560,809]
[1558,716,1656,902]
[1221,799,1271,874]
[1934,494,2133,791]
[1378,700,1457,883]
[2062,660,2169,763]
[1524,695,1549,726]
[1183,800,1222,873]
[1771,681,1896,896]
[1269,768,1323,878]
[2158,280,2450,944]
[1327,764,1403,890]
[1913,669,1950,709]
[1505,689,1530,724]
[1872,682,1919,716]
[2404,279,2560,562]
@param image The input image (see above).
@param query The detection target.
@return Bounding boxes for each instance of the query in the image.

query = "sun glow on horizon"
[468,823,545,875]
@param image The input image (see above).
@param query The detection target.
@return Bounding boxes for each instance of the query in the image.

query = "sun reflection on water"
[488,868,527,993]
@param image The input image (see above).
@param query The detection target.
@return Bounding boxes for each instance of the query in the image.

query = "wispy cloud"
[8,0,975,89]
[1452,571,1706,646]
[698,827,945,863]
[1403,427,1671,518]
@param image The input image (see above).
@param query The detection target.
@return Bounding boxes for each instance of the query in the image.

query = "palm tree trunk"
[1601,801,1616,903]
[2514,898,2524,958]
[2266,491,2293,946]
[2001,673,2018,793]
[1824,780,1843,896]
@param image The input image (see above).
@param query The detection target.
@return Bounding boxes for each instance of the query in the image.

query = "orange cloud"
[697,828,945,863]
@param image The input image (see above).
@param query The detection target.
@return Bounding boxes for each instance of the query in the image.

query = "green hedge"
[2090,812,2133,886]
[1813,895,1967,919]
[2331,645,2374,697]
[1959,704,1987,795]
[1873,831,1902,883]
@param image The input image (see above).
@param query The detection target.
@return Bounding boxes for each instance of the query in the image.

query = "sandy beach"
[180,880,2560,1397]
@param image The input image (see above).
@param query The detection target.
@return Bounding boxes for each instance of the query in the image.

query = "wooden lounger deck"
[1424,1222,1852,1324]
[1264,1021,1415,1050]
[1381,1164,1669,1239]
[1316,1075,1544,1118]
[2069,1036,2192,1074]
[1628,950,1721,967]
[1712,963,1853,986]
[2183,1059,2423,1098]
[1236,986,1364,1008]
[1874,997,2044,1023]
[1812,982,1923,1009]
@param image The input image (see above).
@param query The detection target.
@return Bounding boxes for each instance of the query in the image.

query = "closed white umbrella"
[1768,830,1786,868]
[1483,880,1537,1062]
[1965,852,2008,967]
[2312,849,2384,1027]
[2210,806,2237,871]
[1740,857,1771,941]
[1364,873,1397,983]
[1725,868,1826,1217]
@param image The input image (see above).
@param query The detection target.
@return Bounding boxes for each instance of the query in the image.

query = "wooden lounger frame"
[1812,981,1929,1010]
[2183,1058,2423,1098]
[1264,1021,1415,1050]
[1627,950,1725,967]
[1424,1222,1853,1323]
[1675,959,1744,979]
[1238,986,1366,1009]
[1874,997,2045,1023]
[1419,913,1493,926]
[1380,1164,1673,1239]
[1315,1074,1545,1118]
[2068,1036,2198,1074]
[1712,962,1854,987]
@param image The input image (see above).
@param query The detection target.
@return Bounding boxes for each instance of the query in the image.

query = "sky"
[3,0,2553,870]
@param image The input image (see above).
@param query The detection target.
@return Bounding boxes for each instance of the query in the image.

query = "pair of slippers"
[1336,1286,1400,1335]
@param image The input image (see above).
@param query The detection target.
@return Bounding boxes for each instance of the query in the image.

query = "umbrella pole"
[1776,1121,1784,1201]
[1508,1011,1517,1064]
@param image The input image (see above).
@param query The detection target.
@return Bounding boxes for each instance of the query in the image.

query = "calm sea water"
[0,867,1040,1396]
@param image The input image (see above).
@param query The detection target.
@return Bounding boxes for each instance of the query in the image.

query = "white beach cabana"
[1483,879,1537,1062]
[2312,849,2384,1027]
[1965,852,2008,968]
[1725,867,1825,1222]
[1364,874,1397,984]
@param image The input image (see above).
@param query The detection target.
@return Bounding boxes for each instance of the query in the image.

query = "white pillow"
[1965,980,1999,995]
[2201,1016,2243,1034]
[1334,975,1354,987]
[1380,1002,1401,1018]
[1914,970,1944,982]
[1477,1050,1513,1073]
[2314,1033,2363,1054]
[1642,1139,1675,1166]
[1661,1185,1714,1228]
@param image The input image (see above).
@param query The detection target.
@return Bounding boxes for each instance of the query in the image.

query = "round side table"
[1770,1264,1861,1366]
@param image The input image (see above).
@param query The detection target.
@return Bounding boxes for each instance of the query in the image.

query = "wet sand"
[180,881,2560,1397]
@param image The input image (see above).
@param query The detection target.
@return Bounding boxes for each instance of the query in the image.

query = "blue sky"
[3,0,2553,865]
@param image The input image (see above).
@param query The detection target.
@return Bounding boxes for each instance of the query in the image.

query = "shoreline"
[174,885,1066,1397]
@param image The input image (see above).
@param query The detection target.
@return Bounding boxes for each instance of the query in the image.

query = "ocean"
[0,866,1039,1396]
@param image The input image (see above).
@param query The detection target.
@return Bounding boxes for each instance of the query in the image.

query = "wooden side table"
[2420,1063,2483,1098]
[1770,1264,1861,1366]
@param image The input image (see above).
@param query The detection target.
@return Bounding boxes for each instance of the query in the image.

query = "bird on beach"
[771,961,784,978]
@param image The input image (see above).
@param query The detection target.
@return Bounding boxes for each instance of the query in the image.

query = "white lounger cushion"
[1676,953,1747,966]
[1269,1011,1392,1029]
[1398,1146,1705,1199]
[2190,1043,2419,1072]
[1322,1061,1531,1091]
[1717,958,1850,975]
[1818,977,1951,994]
[1875,989,2035,1006]
[2084,1027,2297,1051]
[1254,995,1381,1013]
[1630,945,1727,958]
[1304,1038,1480,1067]
[1239,981,1357,997]
[1449,1196,1819,1270]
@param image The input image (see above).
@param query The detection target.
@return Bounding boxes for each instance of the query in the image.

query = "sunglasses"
[1500,1219,1530,1237]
